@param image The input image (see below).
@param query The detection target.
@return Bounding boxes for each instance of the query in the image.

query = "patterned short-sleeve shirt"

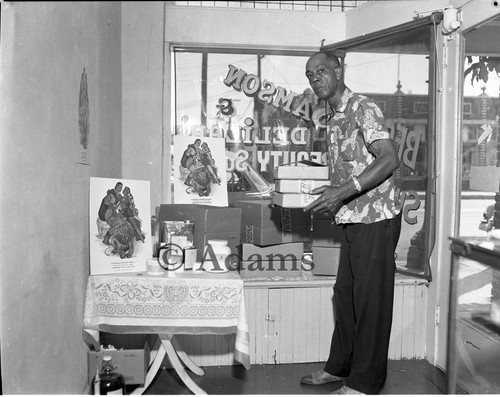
[327,87,401,224]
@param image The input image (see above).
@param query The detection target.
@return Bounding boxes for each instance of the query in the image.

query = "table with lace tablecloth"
[83,271,250,395]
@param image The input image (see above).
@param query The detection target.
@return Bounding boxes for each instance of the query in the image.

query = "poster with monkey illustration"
[173,136,228,206]
[89,177,152,275]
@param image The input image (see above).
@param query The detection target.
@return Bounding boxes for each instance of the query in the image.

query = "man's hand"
[304,139,400,215]
[304,184,350,214]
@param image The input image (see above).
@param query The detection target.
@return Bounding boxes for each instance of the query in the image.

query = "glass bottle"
[92,368,100,395]
[92,355,126,395]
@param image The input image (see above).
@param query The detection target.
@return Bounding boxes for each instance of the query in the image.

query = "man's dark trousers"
[324,212,402,394]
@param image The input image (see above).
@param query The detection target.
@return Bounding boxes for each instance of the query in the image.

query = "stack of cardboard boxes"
[232,199,310,279]
[272,164,342,277]
[272,164,329,208]
[157,184,341,278]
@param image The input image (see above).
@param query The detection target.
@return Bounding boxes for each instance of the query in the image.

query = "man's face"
[305,53,340,100]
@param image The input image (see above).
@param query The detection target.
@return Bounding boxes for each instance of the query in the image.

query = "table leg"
[148,335,162,365]
[170,335,205,376]
[162,335,207,395]
[130,337,167,395]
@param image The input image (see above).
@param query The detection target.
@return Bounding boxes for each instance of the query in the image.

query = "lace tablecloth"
[83,271,250,369]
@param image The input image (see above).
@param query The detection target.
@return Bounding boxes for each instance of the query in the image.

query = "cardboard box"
[312,220,345,247]
[158,204,241,261]
[241,242,304,261]
[239,260,302,279]
[243,225,311,246]
[88,334,151,386]
[312,246,341,276]
[233,200,310,246]
[272,192,320,208]
[233,200,281,230]
[275,179,329,193]
[239,242,304,278]
[274,165,329,180]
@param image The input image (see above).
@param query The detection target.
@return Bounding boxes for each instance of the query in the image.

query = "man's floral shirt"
[327,87,401,224]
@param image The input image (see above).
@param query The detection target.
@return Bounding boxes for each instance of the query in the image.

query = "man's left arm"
[355,138,399,192]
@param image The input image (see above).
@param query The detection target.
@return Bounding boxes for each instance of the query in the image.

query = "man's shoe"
[300,370,343,385]
[331,385,365,394]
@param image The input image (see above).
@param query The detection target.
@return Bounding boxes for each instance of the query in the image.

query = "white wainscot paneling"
[173,276,428,367]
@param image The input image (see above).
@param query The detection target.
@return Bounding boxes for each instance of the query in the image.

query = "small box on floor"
[312,246,341,276]
[87,334,151,386]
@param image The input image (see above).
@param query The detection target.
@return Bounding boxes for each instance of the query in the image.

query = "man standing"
[301,52,402,394]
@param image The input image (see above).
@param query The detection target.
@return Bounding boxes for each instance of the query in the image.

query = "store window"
[172,15,439,278]
[316,15,441,279]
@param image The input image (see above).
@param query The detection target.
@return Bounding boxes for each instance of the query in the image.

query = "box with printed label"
[158,204,241,261]
[87,334,151,386]
[312,246,341,276]
[243,225,310,246]
[272,192,320,208]
[233,200,310,246]
[274,165,329,180]
[275,179,329,194]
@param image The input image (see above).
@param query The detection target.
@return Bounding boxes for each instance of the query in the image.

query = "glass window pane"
[174,50,315,188]
[326,20,436,279]
[343,51,430,276]
[461,23,500,238]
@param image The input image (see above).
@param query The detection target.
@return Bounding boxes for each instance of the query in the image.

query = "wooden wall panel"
[319,287,335,362]
[401,285,417,358]
[266,287,333,364]
[166,279,427,367]
[389,285,404,359]
[414,286,428,358]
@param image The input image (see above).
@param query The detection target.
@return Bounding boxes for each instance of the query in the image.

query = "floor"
[133,360,463,395]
